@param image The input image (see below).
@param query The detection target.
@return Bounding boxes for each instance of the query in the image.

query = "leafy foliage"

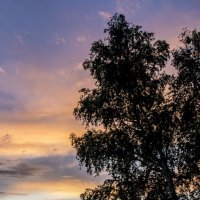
[71,14,200,199]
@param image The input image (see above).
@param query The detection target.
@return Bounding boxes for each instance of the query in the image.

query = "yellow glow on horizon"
[12,179,97,196]
[0,121,84,157]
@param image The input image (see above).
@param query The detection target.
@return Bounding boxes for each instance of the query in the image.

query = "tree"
[70,14,200,199]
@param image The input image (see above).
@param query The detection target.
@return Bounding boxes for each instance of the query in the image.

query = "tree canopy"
[71,14,200,200]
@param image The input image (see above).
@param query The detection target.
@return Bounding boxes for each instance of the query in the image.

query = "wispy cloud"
[4,155,105,198]
[1,134,12,144]
[56,68,69,78]
[0,162,44,178]
[98,11,112,20]
[74,62,83,71]
[0,192,27,196]
[52,34,66,45]
[14,33,27,46]
[75,77,93,88]
[116,0,148,16]
[66,159,78,169]
[0,67,6,76]
[0,91,24,112]
[76,36,87,43]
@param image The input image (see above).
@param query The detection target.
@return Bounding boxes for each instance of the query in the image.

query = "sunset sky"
[0,0,200,199]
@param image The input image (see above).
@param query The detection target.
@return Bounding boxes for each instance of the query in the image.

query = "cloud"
[0,64,80,125]
[116,0,148,16]
[52,34,66,45]
[74,63,83,71]
[66,159,78,169]
[0,192,27,196]
[0,91,24,112]
[6,155,106,183]
[0,155,105,199]
[0,67,6,76]
[0,162,44,178]
[75,77,94,88]
[98,11,112,20]
[56,67,70,78]
[76,36,87,43]
[13,179,96,196]
[14,32,28,46]
[1,134,12,144]
[0,141,73,157]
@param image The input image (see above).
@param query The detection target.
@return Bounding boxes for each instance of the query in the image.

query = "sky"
[0,0,199,199]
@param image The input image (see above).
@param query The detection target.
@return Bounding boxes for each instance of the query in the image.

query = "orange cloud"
[11,179,97,198]
[0,122,80,157]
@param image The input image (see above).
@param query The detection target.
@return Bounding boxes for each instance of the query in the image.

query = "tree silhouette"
[71,14,200,199]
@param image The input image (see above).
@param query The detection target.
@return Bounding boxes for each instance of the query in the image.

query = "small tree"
[71,14,200,199]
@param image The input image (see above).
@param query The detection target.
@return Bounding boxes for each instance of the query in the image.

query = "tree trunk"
[164,166,178,200]
[159,152,178,200]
